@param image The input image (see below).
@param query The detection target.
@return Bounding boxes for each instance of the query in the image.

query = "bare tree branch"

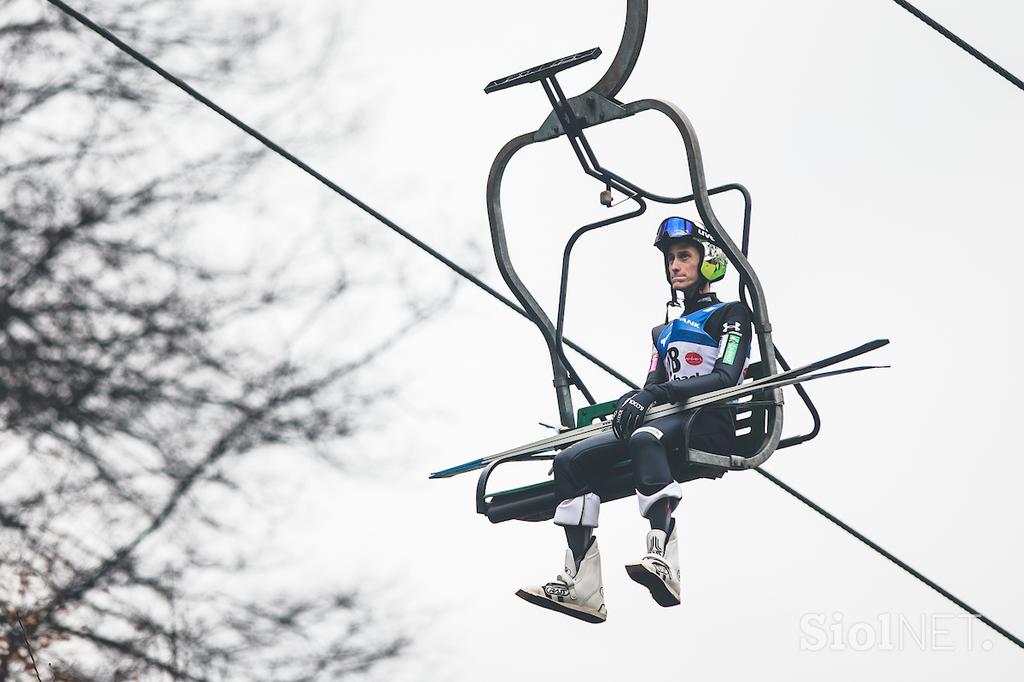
[0,1,432,679]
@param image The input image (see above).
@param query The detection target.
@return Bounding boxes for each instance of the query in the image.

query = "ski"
[429,338,888,479]
[430,361,886,479]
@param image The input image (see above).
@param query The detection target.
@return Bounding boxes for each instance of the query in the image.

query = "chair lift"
[430,0,888,523]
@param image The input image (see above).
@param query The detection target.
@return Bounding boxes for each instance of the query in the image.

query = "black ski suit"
[552,293,753,520]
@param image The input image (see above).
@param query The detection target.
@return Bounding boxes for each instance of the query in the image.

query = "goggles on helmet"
[653,216,716,248]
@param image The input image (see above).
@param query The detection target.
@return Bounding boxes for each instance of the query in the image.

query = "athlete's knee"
[626,424,672,491]
[629,424,664,447]
[552,447,579,477]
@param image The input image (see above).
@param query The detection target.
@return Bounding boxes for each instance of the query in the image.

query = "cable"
[758,468,1024,650]
[40,0,637,390]
[890,0,1024,93]
[43,0,1023,652]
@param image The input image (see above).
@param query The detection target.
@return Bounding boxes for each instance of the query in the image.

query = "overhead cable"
[758,469,1024,650]
[890,0,1024,93]
[42,0,1023,652]
[40,0,637,390]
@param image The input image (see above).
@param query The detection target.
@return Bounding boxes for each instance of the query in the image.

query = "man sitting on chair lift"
[516,216,752,623]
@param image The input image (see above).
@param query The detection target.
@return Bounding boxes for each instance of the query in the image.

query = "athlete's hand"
[611,389,639,439]
[612,389,656,440]
[614,389,639,410]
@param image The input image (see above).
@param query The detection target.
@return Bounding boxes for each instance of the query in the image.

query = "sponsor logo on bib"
[685,352,703,366]
[678,317,701,330]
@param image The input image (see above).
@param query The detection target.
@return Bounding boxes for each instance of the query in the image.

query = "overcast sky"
[122,0,1024,679]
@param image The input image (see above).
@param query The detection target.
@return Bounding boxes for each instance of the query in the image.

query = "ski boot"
[516,537,607,623]
[625,520,680,607]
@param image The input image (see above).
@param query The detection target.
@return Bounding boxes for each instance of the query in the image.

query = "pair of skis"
[429,339,889,479]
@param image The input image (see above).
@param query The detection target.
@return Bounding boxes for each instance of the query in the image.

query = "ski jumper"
[552,293,752,527]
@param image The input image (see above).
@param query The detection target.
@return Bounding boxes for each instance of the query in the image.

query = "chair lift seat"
[476,361,780,523]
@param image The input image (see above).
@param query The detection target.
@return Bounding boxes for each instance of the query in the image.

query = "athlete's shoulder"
[707,300,750,317]
[706,300,751,337]
[651,323,669,345]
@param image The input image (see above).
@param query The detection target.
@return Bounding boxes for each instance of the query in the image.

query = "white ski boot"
[516,537,607,623]
[625,521,681,607]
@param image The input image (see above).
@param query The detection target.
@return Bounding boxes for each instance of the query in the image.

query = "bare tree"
[0,1,427,679]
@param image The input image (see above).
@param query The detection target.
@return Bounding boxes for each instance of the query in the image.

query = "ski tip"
[839,339,889,359]
[429,458,485,479]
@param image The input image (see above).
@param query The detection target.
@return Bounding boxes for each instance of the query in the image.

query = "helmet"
[653,216,727,284]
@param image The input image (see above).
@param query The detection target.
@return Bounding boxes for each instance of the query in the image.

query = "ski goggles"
[653,216,714,246]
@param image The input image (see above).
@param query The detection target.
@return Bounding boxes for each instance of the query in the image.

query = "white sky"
[91,0,1024,679]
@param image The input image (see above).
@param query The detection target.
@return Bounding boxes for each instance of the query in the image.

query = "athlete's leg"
[551,430,626,566]
[624,414,692,607]
[627,415,688,531]
[515,431,623,623]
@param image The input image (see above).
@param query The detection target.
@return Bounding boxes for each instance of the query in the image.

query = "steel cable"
[890,0,1024,93]
[40,0,638,390]
[759,468,1024,649]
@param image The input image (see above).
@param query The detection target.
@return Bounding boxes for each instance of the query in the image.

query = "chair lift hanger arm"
[486,132,578,429]
[483,0,645,99]
[485,0,783,445]
[554,198,648,408]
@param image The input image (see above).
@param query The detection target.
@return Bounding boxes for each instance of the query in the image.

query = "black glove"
[612,389,656,440]
[614,389,638,410]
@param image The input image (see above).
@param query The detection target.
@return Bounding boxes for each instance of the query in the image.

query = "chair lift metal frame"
[475,0,821,523]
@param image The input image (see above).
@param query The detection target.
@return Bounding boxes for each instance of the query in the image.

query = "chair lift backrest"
[733,361,771,457]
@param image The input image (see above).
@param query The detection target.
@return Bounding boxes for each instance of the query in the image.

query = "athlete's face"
[665,241,701,291]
